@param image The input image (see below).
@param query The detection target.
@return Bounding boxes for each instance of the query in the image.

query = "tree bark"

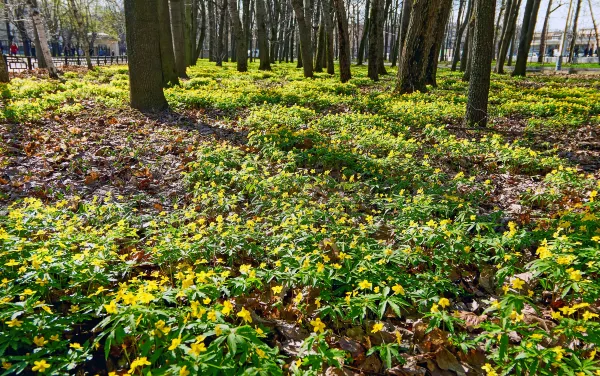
[357,0,370,65]
[0,53,9,83]
[450,0,468,70]
[462,8,475,80]
[395,0,443,93]
[492,0,505,59]
[398,0,413,54]
[367,0,383,80]
[512,0,541,76]
[158,0,180,86]
[216,0,227,65]
[465,0,495,126]
[291,0,314,77]
[589,0,600,64]
[315,16,326,72]
[323,0,334,74]
[208,0,217,60]
[170,0,188,77]
[568,0,582,63]
[537,0,552,62]
[377,0,392,74]
[67,0,93,70]
[27,0,59,78]
[495,0,521,72]
[459,6,473,72]
[196,0,207,60]
[333,0,351,81]
[424,0,452,86]
[230,0,248,71]
[256,0,271,69]
[124,0,168,111]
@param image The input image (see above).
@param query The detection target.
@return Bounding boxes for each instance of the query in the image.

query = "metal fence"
[3,54,128,72]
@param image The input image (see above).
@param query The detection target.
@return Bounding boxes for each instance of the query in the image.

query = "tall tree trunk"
[196,0,207,60]
[396,0,443,93]
[171,0,188,77]
[191,0,199,63]
[357,0,370,64]
[568,0,582,63]
[424,0,452,86]
[398,0,413,53]
[537,0,551,62]
[462,10,475,80]
[185,0,193,65]
[27,0,58,78]
[512,0,541,76]
[323,0,335,74]
[459,9,472,72]
[158,0,180,86]
[0,53,9,83]
[315,16,326,72]
[377,0,392,74]
[124,0,168,111]
[230,0,248,71]
[589,0,600,64]
[268,0,281,63]
[333,0,351,81]
[465,0,495,126]
[208,0,217,60]
[507,28,516,65]
[291,0,314,77]
[492,0,505,59]
[495,0,521,72]
[32,17,47,68]
[495,0,513,60]
[256,0,271,69]
[216,0,227,65]
[450,0,468,70]
[367,0,383,80]
[67,0,93,70]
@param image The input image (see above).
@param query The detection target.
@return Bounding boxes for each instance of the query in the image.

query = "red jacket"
[10,44,18,54]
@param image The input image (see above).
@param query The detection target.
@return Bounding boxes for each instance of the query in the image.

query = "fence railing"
[3,55,128,72]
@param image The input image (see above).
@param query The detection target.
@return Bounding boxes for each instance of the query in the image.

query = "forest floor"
[0,62,599,376]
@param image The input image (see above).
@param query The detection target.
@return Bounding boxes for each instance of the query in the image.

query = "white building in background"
[530,28,598,57]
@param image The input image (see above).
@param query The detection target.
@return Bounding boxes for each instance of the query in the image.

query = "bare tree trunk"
[465,0,495,126]
[450,0,468,70]
[216,0,227,65]
[323,0,334,74]
[492,0,505,59]
[195,0,207,60]
[27,0,59,78]
[67,0,93,70]
[157,0,180,86]
[424,0,452,86]
[512,0,541,76]
[568,0,582,63]
[291,0,314,77]
[495,0,521,72]
[462,10,474,80]
[191,0,199,64]
[315,15,326,72]
[537,0,552,62]
[396,0,443,93]
[367,0,383,80]
[124,0,168,111]
[32,17,47,68]
[171,0,189,77]
[268,0,281,63]
[377,0,392,74]
[230,0,248,71]
[256,0,271,69]
[0,53,9,83]
[208,0,217,60]
[398,0,412,53]
[495,0,513,60]
[357,0,370,64]
[589,0,600,64]
[333,0,351,81]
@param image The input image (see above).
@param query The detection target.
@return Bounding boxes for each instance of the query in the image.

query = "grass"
[0,61,599,376]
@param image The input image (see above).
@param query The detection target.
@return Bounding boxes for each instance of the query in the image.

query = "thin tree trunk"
[256,0,271,69]
[333,0,351,81]
[291,0,314,77]
[158,0,180,86]
[377,0,392,74]
[196,0,207,60]
[568,0,582,62]
[398,0,412,58]
[425,0,452,86]
[495,0,513,60]
[27,0,59,78]
[465,0,495,126]
[230,0,248,71]
[589,0,600,64]
[462,9,475,80]
[507,28,516,65]
[492,0,505,59]
[315,16,326,72]
[0,53,9,83]
[357,0,370,64]
[537,0,552,62]
[367,0,383,80]
[512,0,541,76]
[216,0,227,65]
[208,0,217,60]
[323,0,334,74]
[450,0,467,70]
[171,0,189,76]
[32,16,47,68]
[67,0,93,70]
[495,0,521,72]
[124,0,168,111]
